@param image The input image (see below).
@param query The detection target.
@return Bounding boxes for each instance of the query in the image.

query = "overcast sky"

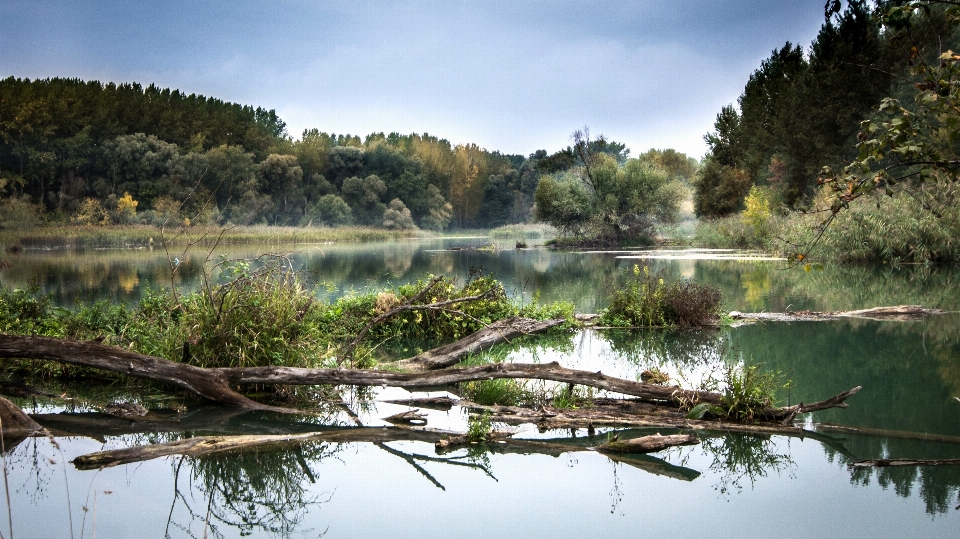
[1,0,829,159]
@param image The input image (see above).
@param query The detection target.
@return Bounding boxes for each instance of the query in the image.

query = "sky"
[1,0,829,159]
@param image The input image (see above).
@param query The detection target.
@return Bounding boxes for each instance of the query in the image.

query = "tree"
[420,185,453,231]
[816,2,960,234]
[341,175,386,225]
[301,194,352,226]
[534,130,683,244]
[382,198,418,230]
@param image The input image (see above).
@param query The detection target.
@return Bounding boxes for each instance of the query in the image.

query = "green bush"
[598,265,721,328]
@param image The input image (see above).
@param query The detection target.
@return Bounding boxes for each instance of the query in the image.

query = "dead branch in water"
[729,305,948,323]
[0,331,860,426]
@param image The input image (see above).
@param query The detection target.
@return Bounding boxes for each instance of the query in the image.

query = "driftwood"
[850,458,960,468]
[593,433,699,454]
[382,409,428,425]
[464,400,844,438]
[0,395,44,449]
[380,396,458,410]
[396,317,567,370]
[729,305,947,323]
[0,333,859,426]
[0,334,290,413]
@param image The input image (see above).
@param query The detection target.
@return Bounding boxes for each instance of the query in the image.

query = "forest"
[0,77,695,236]
[693,0,960,264]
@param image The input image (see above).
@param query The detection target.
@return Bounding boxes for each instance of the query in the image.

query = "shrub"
[599,264,721,328]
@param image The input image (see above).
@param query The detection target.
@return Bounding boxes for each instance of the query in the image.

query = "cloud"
[1,0,828,158]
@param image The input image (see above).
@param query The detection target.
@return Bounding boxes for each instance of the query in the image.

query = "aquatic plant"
[0,264,574,375]
[689,364,790,422]
[466,412,492,443]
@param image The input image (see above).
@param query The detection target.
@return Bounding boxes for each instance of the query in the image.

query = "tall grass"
[0,265,574,374]
[693,185,960,265]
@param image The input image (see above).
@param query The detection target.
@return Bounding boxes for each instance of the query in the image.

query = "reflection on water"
[3,243,960,536]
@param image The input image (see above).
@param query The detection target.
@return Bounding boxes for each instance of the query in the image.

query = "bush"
[599,265,721,328]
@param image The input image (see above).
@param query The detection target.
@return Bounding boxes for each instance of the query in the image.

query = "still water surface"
[2,238,960,538]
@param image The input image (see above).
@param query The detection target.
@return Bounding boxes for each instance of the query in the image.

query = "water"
[2,239,959,538]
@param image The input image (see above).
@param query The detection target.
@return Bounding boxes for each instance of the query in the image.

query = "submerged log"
[594,433,699,454]
[729,305,948,323]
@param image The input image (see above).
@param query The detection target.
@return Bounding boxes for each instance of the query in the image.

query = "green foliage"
[698,364,790,422]
[698,1,899,213]
[382,198,418,230]
[466,412,492,442]
[461,379,531,407]
[598,265,721,328]
[534,133,685,244]
[815,3,960,251]
[693,157,752,218]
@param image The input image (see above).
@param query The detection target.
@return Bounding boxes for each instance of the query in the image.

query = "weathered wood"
[72,427,458,470]
[380,396,458,410]
[729,305,948,323]
[594,433,699,454]
[0,334,859,422]
[396,317,567,370]
[0,395,45,451]
[466,401,814,436]
[0,334,289,412]
[383,409,428,425]
[219,361,724,405]
[850,458,960,468]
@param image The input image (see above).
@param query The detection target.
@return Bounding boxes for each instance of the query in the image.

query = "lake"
[2,237,959,538]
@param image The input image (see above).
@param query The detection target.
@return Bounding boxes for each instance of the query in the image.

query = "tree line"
[0,77,697,234]
[694,0,960,218]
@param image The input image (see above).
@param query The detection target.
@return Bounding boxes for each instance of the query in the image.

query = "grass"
[0,263,575,378]
[688,363,790,422]
[489,223,556,240]
[466,412,492,442]
[693,184,960,265]
[0,224,422,250]
[597,264,722,328]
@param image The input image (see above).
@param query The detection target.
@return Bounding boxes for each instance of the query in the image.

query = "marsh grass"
[0,263,574,377]
[694,185,960,265]
[0,224,420,250]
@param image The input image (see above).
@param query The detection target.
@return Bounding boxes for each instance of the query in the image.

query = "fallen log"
[850,458,960,468]
[593,433,699,454]
[0,334,859,422]
[0,395,44,450]
[0,334,290,413]
[729,305,948,323]
[396,317,567,370]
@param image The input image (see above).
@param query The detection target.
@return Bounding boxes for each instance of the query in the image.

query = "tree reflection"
[168,442,338,538]
[699,433,794,496]
[823,435,960,515]
[600,328,725,372]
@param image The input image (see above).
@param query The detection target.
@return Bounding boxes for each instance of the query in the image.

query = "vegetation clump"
[0,263,574,376]
[688,364,790,423]
[598,265,722,328]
